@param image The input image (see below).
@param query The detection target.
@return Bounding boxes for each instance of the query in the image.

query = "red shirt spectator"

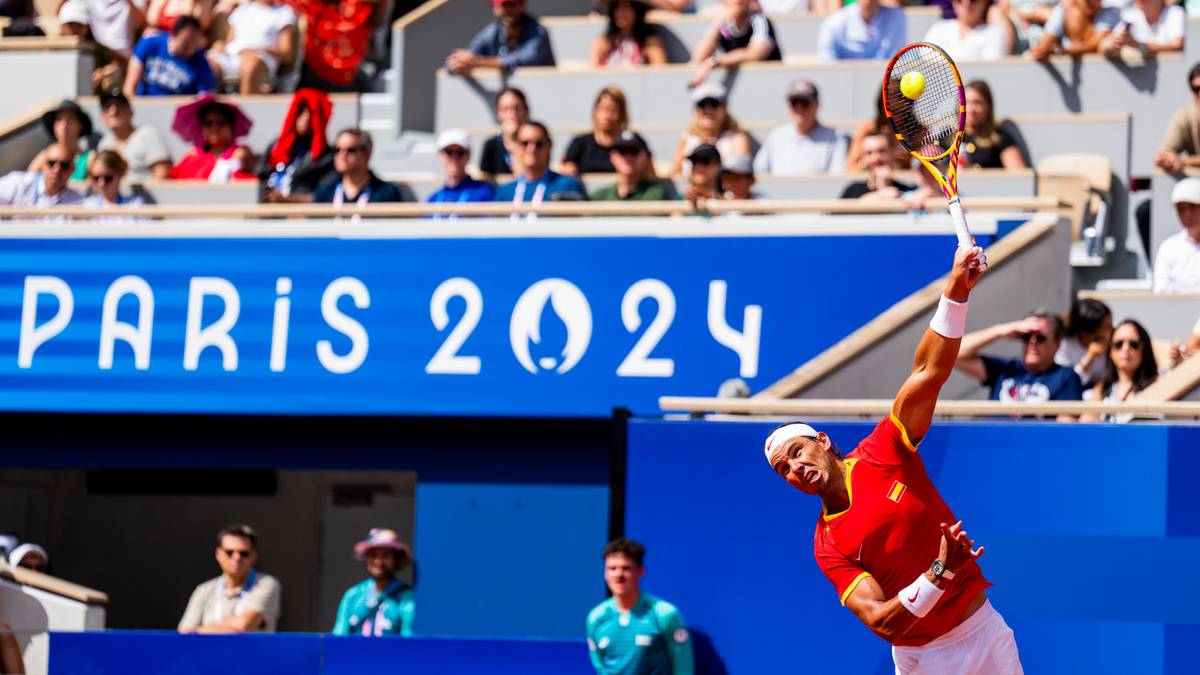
[286,0,380,90]
[169,96,256,182]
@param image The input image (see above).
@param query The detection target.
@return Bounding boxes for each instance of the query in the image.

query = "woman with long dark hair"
[961,79,1026,170]
[591,0,667,67]
[1055,297,1112,387]
[480,87,530,178]
[1080,319,1159,423]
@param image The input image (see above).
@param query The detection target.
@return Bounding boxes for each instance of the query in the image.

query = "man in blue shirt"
[955,308,1084,407]
[428,128,495,217]
[123,16,215,98]
[446,0,555,75]
[815,0,907,62]
[495,121,587,207]
[332,528,415,637]
[586,539,693,675]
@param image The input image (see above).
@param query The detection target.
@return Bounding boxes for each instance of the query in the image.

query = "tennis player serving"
[764,245,1023,673]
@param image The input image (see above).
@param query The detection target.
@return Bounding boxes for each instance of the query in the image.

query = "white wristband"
[898,572,944,618]
[929,295,968,339]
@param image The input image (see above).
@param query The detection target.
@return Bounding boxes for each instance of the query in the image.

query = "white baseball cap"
[722,154,753,175]
[436,128,471,153]
[1171,177,1200,205]
[691,81,727,105]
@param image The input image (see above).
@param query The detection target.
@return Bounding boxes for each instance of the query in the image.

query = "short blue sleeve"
[193,51,216,94]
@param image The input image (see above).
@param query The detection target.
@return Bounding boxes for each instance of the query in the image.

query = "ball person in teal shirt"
[586,539,694,674]
[332,529,415,636]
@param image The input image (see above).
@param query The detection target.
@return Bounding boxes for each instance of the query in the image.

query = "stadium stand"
[0,37,93,121]
[0,564,107,675]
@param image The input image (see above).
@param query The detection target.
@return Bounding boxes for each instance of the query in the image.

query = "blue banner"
[0,229,972,416]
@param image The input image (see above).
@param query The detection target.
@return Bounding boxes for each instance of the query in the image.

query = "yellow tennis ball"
[900,71,926,100]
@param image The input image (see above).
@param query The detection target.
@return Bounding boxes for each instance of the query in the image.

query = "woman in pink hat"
[331,528,414,637]
[169,95,257,182]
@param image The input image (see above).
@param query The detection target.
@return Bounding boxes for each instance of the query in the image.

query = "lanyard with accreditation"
[511,173,548,222]
[206,569,258,622]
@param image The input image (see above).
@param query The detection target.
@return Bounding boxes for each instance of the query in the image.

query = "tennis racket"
[882,42,984,268]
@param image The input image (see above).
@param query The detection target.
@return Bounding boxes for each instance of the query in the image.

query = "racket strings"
[885,46,961,159]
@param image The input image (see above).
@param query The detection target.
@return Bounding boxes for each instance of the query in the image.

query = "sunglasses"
[696,98,722,110]
[1021,332,1051,344]
[46,159,72,171]
[202,118,231,128]
[1112,339,1142,350]
[335,146,363,155]
[222,548,252,558]
[1192,84,1200,95]
[518,138,548,149]
[90,173,116,183]
[442,148,468,158]
[789,98,815,108]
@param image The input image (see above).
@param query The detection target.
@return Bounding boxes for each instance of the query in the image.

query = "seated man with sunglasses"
[313,129,404,205]
[428,129,494,214]
[495,121,587,206]
[591,131,675,202]
[0,142,84,209]
[179,524,282,633]
[955,309,1083,410]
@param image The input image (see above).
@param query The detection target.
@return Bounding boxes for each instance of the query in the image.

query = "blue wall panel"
[626,418,1200,674]
[414,483,609,639]
[50,632,592,675]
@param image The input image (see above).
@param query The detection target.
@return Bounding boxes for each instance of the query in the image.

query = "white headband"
[764,423,819,463]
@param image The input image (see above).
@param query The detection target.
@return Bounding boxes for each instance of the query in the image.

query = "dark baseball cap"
[688,143,721,164]
[613,130,648,153]
[99,89,130,108]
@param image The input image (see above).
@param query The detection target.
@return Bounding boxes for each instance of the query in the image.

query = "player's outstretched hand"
[938,520,984,573]
[946,242,986,301]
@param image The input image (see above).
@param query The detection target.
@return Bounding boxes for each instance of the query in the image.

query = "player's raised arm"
[891,245,986,444]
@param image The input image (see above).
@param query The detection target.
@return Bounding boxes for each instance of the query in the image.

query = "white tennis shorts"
[892,600,1023,674]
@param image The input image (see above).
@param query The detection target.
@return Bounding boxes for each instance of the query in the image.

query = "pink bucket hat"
[353,528,411,561]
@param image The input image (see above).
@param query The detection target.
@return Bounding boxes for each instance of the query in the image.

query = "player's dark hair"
[172,15,202,35]
[766,422,843,460]
[1063,298,1111,338]
[1097,319,1158,396]
[1189,62,1200,85]
[1025,308,1064,340]
[603,538,645,566]
[217,524,258,549]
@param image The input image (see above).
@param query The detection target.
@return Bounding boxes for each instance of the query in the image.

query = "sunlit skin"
[89,161,126,205]
[446,0,525,74]
[594,96,623,142]
[16,551,47,572]
[439,144,470,188]
[721,171,755,200]
[516,124,551,181]
[42,144,76,197]
[768,246,990,643]
[603,553,645,612]
[964,88,989,136]
[952,0,989,30]
[202,113,235,154]
[610,144,650,197]
[1019,317,1060,374]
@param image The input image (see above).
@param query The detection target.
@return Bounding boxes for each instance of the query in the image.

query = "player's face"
[604,553,644,597]
[772,434,836,496]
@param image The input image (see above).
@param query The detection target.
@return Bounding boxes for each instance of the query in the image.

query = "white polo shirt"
[1152,230,1200,293]
[0,171,84,207]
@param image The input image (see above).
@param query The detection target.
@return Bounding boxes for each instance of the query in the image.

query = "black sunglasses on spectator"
[222,548,252,558]
[518,138,548,149]
[335,146,363,155]
[1021,333,1050,344]
[90,173,116,183]
[46,159,72,171]
[442,148,468,158]
[1112,339,1142,350]
[696,98,721,110]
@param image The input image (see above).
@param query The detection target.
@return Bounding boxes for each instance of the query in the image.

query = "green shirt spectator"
[591,179,675,201]
[586,538,693,675]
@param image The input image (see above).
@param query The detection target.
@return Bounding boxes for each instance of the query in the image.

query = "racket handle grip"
[948,198,972,249]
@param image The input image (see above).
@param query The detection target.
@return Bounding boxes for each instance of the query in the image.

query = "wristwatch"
[930,559,956,580]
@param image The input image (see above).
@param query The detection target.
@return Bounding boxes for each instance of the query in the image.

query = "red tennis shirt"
[813,414,991,647]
